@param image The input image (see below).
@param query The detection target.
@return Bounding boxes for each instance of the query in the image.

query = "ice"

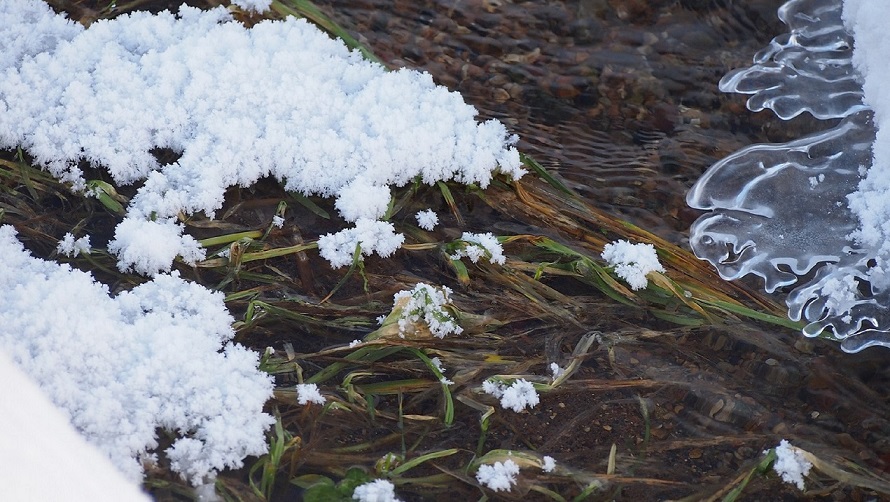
[686,0,890,352]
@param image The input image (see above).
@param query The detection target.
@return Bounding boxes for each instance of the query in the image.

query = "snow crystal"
[415,209,439,231]
[0,0,522,273]
[107,218,205,275]
[352,479,402,502]
[57,232,91,257]
[549,362,564,381]
[391,283,463,338]
[771,439,812,491]
[601,240,665,291]
[296,383,326,405]
[317,218,405,269]
[482,378,540,413]
[449,232,506,265]
[476,459,520,492]
[542,455,556,473]
[231,0,272,13]
[0,225,274,484]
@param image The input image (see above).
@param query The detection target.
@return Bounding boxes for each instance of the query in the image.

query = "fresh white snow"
[0,0,522,275]
[482,378,540,413]
[475,458,520,492]
[0,225,274,484]
[601,240,665,291]
[352,479,403,502]
[771,439,812,490]
[0,350,150,501]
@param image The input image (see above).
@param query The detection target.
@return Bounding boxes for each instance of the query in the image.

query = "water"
[312,0,797,244]
[303,0,890,496]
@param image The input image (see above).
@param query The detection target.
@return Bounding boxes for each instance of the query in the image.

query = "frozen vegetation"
[0,226,274,484]
[0,0,523,275]
[0,0,522,487]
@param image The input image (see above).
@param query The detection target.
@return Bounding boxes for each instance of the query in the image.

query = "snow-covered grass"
[601,239,665,291]
[0,225,274,484]
[0,0,523,275]
[476,458,520,492]
[771,440,812,491]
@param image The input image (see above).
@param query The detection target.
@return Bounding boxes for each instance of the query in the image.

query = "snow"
[231,0,272,13]
[296,383,326,405]
[0,0,522,274]
[844,1,890,269]
[415,209,439,230]
[317,218,404,269]
[771,439,812,490]
[0,350,150,501]
[601,240,665,291]
[0,225,274,484]
[391,283,463,338]
[549,362,564,381]
[449,232,506,265]
[475,459,520,492]
[482,378,540,413]
[56,232,91,257]
[542,455,556,473]
[352,479,403,502]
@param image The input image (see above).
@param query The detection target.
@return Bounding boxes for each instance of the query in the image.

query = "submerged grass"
[4,1,890,501]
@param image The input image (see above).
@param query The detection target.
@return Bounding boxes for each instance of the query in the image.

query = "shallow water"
[301,0,890,497]
[312,0,808,244]
[17,1,890,498]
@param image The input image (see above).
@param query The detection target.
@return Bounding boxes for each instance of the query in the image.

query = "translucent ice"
[687,0,890,352]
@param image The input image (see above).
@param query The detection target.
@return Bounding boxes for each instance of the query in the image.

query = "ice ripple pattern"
[687,0,889,352]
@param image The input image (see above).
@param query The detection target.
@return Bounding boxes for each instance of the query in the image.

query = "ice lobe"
[686,0,890,352]
[0,0,523,275]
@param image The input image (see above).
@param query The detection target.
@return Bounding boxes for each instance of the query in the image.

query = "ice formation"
[0,0,522,275]
[686,0,890,352]
[475,459,520,492]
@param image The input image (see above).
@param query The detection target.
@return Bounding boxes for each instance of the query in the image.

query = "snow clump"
[57,232,91,257]
[476,458,520,492]
[352,479,402,502]
[296,383,326,405]
[0,0,523,275]
[482,378,540,413]
[601,239,665,291]
[0,225,274,484]
[449,232,506,265]
[771,439,812,490]
[415,209,439,231]
[392,283,463,338]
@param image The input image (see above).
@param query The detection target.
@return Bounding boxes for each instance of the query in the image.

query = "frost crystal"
[449,232,506,265]
[601,240,664,291]
[231,0,272,13]
[415,209,439,231]
[352,479,402,502]
[542,455,556,473]
[296,383,326,405]
[317,219,405,269]
[475,459,520,492]
[549,362,564,381]
[0,225,274,484]
[771,439,812,490]
[0,1,522,274]
[57,232,91,257]
[392,283,463,338]
[482,378,540,413]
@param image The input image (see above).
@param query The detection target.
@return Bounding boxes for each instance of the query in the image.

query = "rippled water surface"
[312,0,815,243]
